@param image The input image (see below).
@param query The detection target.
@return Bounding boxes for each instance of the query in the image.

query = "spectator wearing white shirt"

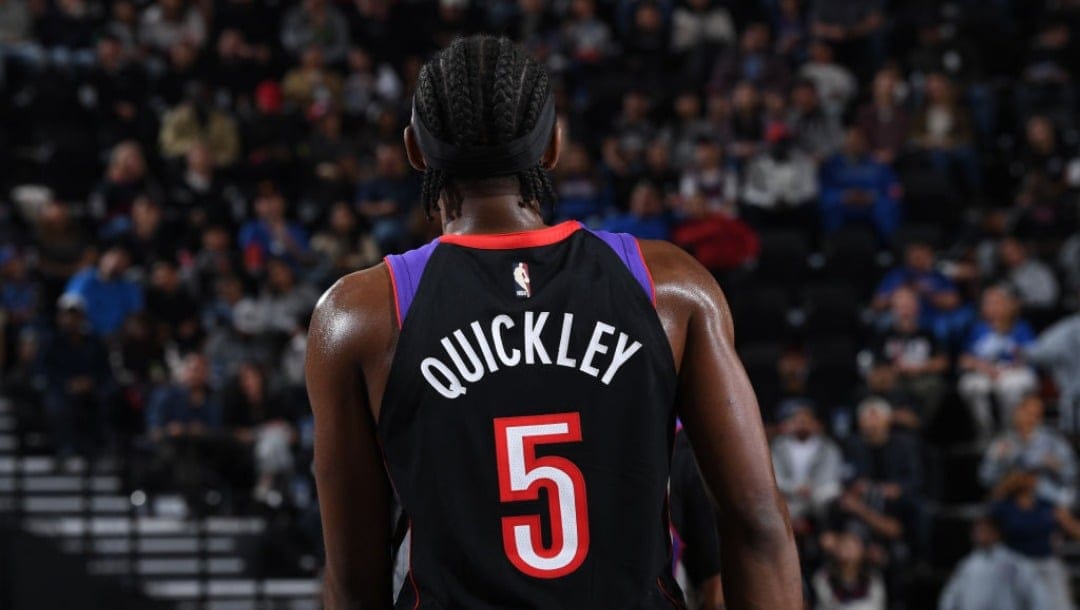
[980,396,1078,507]
[939,517,1048,610]
[772,401,844,523]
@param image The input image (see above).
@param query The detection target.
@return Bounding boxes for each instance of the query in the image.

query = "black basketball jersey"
[380,221,684,609]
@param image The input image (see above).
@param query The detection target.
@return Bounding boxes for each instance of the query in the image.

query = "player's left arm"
[306,268,396,610]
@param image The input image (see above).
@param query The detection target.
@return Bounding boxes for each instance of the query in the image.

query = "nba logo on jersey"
[513,262,531,298]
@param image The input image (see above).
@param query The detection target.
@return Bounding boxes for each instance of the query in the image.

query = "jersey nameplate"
[420,311,643,399]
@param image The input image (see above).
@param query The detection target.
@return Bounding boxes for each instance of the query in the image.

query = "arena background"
[1,0,1079,608]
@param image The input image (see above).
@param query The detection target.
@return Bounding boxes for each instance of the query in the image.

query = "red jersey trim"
[632,238,657,306]
[439,221,582,250]
[383,257,404,329]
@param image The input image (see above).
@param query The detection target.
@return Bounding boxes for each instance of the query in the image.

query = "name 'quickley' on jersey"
[420,311,643,399]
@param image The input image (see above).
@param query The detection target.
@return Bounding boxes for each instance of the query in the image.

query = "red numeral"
[493,412,590,578]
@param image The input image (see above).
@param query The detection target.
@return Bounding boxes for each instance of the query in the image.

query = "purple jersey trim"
[384,239,440,327]
[587,230,656,305]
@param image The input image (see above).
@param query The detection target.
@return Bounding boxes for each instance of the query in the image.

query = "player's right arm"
[306,267,397,610]
[642,241,803,610]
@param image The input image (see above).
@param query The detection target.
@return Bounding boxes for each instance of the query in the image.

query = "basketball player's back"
[380,221,682,609]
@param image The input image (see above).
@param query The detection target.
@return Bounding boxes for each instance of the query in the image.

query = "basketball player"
[306,36,801,609]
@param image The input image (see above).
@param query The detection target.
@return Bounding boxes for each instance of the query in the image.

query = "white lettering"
[523,311,551,365]
[579,322,614,378]
[491,315,520,366]
[471,321,499,373]
[556,313,577,368]
[421,357,467,398]
[601,333,642,385]
[442,332,484,382]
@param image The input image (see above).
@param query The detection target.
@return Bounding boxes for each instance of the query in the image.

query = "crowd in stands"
[2,0,1080,607]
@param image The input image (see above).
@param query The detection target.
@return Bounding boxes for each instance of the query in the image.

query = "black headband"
[411,93,556,178]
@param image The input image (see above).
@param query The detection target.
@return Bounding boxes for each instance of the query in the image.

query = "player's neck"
[442,194,547,236]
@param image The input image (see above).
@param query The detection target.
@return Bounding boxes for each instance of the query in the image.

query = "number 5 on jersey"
[493,412,590,578]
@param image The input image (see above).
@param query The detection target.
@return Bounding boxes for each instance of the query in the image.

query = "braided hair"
[414,35,557,219]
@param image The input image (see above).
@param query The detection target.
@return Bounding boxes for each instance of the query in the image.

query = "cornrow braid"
[413,35,558,219]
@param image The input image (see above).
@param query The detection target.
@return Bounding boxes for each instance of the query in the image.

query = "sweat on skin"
[420,311,643,399]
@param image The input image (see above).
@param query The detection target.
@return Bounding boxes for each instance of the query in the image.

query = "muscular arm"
[643,241,802,610]
[306,267,397,610]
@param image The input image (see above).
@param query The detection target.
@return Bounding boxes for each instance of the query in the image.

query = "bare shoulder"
[637,239,732,323]
[307,263,397,363]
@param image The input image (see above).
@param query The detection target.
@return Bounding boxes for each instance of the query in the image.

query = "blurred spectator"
[62,243,144,337]
[679,138,738,216]
[989,470,1080,610]
[938,517,1048,610]
[661,90,714,168]
[1,246,40,334]
[741,124,818,228]
[807,0,884,79]
[355,143,419,253]
[1017,19,1075,121]
[311,201,379,280]
[866,286,949,425]
[959,285,1038,441]
[242,80,300,182]
[222,362,297,502]
[839,398,922,548]
[34,200,90,306]
[159,82,241,166]
[813,526,887,610]
[205,298,277,384]
[855,68,910,165]
[999,236,1059,310]
[168,140,232,230]
[670,0,735,55]
[601,181,671,240]
[910,73,979,193]
[561,0,614,67]
[146,258,202,350]
[980,395,1077,507]
[798,40,856,121]
[727,81,765,161]
[119,195,181,269]
[282,46,344,109]
[211,29,272,106]
[37,0,97,63]
[819,126,902,241]
[772,402,843,523]
[672,184,760,274]
[281,0,350,63]
[0,0,32,46]
[138,0,207,53]
[1028,302,1080,437]
[146,352,220,441]
[41,296,115,457]
[788,78,843,161]
[603,90,656,197]
[709,22,790,93]
[553,142,612,222]
[621,2,670,86]
[239,183,311,274]
[91,140,160,222]
[873,237,960,317]
[83,34,149,146]
[256,258,318,338]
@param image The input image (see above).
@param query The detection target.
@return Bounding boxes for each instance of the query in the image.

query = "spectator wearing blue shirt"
[62,243,144,337]
[146,352,222,442]
[819,126,902,242]
[238,183,311,274]
[989,470,1080,610]
[356,143,420,253]
[40,296,115,457]
[872,238,972,342]
[600,180,671,240]
[0,246,40,332]
[959,285,1039,441]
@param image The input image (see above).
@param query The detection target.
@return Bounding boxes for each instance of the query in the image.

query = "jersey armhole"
[383,239,440,329]
[383,257,404,329]
[632,237,658,306]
